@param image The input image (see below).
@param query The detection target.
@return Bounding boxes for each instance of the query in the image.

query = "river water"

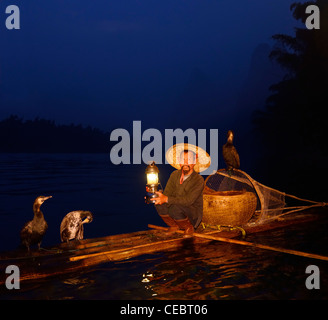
[0,153,328,300]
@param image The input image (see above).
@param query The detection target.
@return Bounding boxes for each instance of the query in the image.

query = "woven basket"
[203,190,257,226]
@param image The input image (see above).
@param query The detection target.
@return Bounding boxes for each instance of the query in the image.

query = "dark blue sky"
[0,0,301,133]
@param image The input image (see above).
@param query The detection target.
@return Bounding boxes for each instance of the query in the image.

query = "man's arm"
[153,171,177,205]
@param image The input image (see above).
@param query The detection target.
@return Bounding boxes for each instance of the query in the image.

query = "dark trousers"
[155,203,202,228]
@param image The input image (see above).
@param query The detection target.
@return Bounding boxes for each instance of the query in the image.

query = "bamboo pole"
[148,224,328,262]
[235,169,326,206]
[69,229,222,262]
[263,203,325,222]
[69,236,185,262]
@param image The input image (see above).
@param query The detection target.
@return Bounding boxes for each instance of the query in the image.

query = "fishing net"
[204,169,324,224]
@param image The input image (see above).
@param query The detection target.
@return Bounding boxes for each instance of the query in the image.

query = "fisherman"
[152,143,210,237]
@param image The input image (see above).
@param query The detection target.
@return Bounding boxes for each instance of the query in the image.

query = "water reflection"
[135,232,328,300]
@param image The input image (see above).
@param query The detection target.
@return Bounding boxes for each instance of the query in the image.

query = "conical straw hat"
[165,143,211,173]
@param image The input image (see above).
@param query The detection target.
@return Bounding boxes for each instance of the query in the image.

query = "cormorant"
[20,195,52,251]
[222,130,240,171]
[60,211,93,243]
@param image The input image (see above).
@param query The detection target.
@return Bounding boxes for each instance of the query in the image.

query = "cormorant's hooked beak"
[35,195,53,206]
[41,195,52,204]
[82,217,92,224]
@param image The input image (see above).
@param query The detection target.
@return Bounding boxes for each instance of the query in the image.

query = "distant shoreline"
[0,115,114,153]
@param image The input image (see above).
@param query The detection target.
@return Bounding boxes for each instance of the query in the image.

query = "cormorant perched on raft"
[222,130,240,172]
[60,211,93,243]
[20,195,52,251]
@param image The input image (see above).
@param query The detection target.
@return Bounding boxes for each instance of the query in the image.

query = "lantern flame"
[147,173,158,185]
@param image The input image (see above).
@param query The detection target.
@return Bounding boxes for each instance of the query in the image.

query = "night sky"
[0,0,301,135]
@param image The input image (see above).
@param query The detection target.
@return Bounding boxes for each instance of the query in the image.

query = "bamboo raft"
[0,211,324,285]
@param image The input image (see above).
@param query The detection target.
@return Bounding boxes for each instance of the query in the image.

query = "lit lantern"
[145,161,160,204]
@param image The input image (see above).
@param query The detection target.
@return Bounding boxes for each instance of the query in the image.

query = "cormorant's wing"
[222,144,240,169]
[76,224,84,240]
[20,221,33,237]
[60,216,70,242]
[60,211,84,242]
[231,146,240,168]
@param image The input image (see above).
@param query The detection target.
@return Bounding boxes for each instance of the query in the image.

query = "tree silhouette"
[0,115,112,153]
[252,1,328,198]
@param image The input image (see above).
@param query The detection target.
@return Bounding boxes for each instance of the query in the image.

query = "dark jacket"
[163,169,204,217]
